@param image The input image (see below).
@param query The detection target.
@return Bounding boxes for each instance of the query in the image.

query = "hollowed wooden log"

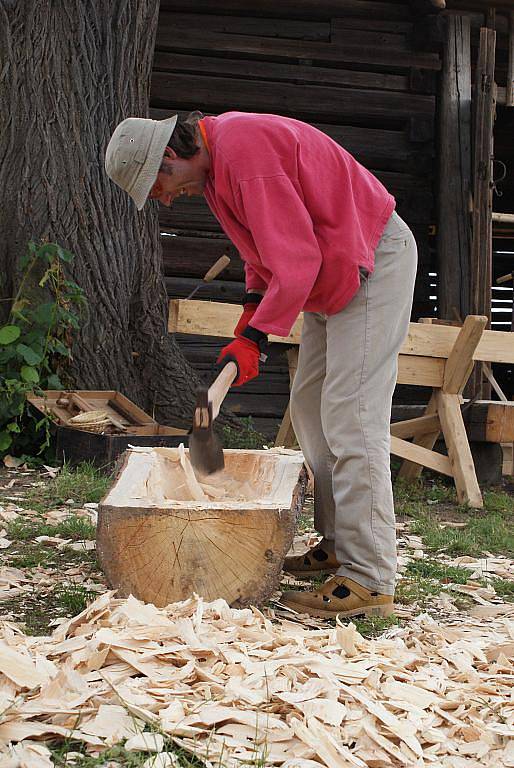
[97,447,306,607]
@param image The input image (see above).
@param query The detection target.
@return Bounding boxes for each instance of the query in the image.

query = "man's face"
[149,148,207,207]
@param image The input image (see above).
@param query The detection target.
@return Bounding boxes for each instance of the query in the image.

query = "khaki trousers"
[290,212,417,594]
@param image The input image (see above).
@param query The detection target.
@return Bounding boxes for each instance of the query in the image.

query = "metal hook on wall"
[492,160,507,197]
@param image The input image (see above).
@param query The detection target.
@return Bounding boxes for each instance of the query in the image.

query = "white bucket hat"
[105,115,178,210]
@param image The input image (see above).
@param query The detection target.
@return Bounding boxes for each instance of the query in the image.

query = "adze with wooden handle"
[185,254,231,301]
[189,361,238,475]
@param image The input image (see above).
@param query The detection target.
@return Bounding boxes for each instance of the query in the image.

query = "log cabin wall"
[150,0,511,434]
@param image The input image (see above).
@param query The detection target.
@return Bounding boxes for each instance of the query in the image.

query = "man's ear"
[163,146,178,160]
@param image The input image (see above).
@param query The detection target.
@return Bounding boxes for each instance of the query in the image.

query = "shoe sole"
[283,567,339,578]
[280,600,395,619]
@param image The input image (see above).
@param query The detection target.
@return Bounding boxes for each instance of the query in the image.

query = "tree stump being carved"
[97,447,306,607]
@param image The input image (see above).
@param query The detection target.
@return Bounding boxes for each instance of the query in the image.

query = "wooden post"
[437,14,472,321]
[275,348,299,448]
[471,27,496,396]
[435,391,483,507]
[507,12,514,108]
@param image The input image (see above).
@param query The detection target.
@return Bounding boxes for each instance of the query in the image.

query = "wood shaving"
[177,444,207,501]
[0,593,512,767]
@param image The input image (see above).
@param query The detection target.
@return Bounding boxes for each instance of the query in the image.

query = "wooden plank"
[330,18,411,50]
[435,391,483,507]
[404,323,514,364]
[437,14,472,321]
[168,299,303,344]
[157,12,331,41]
[331,17,413,36]
[158,0,412,23]
[165,276,244,304]
[169,301,514,363]
[447,0,514,13]
[390,413,441,439]
[150,72,436,123]
[153,51,410,93]
[443,315,488,394]
[397,356,445,388]
[390,435,453,477]
[492,212,514,223]
[396,393,441,480]
[162,245,245,281]
[154,26,442,72]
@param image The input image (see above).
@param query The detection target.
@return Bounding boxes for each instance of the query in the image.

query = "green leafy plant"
[222,416,267,449]
[0,242,86,456]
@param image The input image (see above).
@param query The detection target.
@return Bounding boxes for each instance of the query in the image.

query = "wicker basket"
[68,410,112,434]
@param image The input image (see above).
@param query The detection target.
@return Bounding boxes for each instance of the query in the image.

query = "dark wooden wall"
[150,0,444,436]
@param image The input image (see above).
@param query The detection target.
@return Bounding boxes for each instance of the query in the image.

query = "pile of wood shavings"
[0,593,513,767]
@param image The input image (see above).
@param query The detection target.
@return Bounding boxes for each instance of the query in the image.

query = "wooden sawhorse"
[169,300,514,509]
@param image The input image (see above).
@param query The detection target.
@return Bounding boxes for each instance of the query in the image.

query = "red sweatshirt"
[201,112,395,337]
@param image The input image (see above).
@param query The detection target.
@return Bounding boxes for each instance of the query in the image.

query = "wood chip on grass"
[0,593,512,767]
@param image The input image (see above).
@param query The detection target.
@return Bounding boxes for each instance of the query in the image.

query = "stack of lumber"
[0,592,512,767]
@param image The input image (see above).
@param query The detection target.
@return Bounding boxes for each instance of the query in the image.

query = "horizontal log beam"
[158,1,412,23]
[464,400,514,443]
[153,51,410,94]
[150,72,436,124]
[155,23,441,71]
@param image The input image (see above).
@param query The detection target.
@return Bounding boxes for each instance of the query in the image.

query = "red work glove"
[234,292,263,337]
[217,337,260,386]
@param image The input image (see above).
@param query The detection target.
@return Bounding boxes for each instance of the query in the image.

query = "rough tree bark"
[0,0,219,429]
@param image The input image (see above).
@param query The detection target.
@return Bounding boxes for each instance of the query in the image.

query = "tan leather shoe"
[283,545,340,577]
[280,575,394,618]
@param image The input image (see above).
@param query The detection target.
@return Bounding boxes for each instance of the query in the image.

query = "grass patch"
[352,614,399,637]
[411,512,514,557]
[2,592,57,636]
[491,577,514,601]
[2,580,101,636]
[24,462,111,512]
[6,514,96,543]
[405,558,471,584]
[48,732,207,767]
[395,575,443,607]
[482,488,514,515]
[394,478,513,557]
[53,584,96,615]
[7,546,54,568]
[6,538,98,571]
[394,478,457,509]
[297,497,314,532]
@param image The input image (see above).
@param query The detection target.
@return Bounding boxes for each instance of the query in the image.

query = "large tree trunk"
[0,0,215,429]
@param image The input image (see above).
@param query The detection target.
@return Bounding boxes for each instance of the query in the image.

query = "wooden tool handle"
[203,254,230,283]
[497,272,513,285]
[209,361,238,420]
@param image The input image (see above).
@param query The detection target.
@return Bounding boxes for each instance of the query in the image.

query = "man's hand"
[234,292,263,337]
[217,337,260,386]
